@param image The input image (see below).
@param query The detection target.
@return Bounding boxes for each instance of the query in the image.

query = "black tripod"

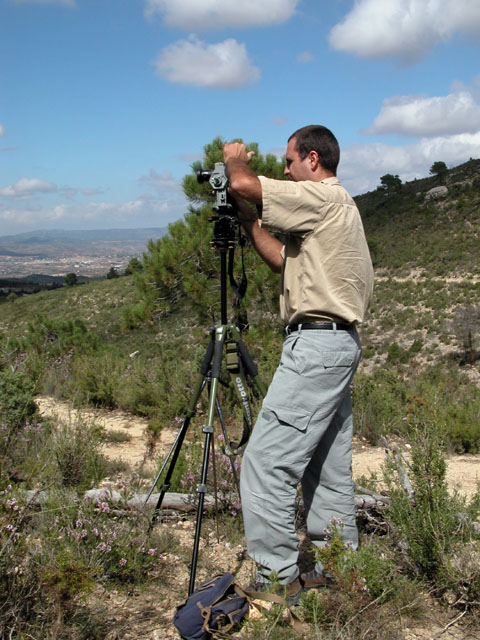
[145,164,266,594]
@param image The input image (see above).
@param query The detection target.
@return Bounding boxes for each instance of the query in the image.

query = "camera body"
[197,162,233,215]
[197,162,237,247]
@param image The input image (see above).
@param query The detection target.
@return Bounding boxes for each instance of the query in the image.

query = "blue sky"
[1,0,480,236]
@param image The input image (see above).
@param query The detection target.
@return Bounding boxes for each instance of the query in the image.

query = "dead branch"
[379,436,414,499]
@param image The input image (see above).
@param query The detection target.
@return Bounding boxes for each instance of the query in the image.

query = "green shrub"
[386,341,410,364]
[0,419,54,490]
[0,486,167,638]
[353,370,406,444]
[51,418,108,489]
[353,538,419,606]
[58,351,124,408]
[385,409,480,589]
[353,364,480,452]
[445,400,480,453]
[8,314,101,386]
[21,314,99,358]
[0,368,37,434]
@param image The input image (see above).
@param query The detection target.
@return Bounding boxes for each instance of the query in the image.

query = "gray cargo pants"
[240,325,362,584]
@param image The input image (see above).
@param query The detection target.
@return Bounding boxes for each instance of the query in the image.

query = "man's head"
[285,125,340,181]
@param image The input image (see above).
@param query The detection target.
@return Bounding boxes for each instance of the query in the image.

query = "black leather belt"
[285,322,352,335]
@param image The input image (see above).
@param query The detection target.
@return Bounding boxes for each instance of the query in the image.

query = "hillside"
[1,160,479,422]
[355,159,480,375]
[357,158,480,276]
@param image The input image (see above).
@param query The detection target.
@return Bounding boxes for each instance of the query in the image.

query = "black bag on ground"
[173,572,249,640]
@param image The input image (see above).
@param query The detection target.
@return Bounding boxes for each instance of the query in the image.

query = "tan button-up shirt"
[258,176,374,325]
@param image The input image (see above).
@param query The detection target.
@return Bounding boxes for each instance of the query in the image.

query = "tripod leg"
[215,397,241,497]
[189,382,218,594]
[147,415,192,529]
[189,326,226,594]
[146,340,214,527]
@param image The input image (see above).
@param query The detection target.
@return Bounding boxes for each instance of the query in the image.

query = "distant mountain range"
[0,228,167,258]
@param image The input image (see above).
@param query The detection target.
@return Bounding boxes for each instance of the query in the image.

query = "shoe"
[254,577,303,606]
[300,569,333,591]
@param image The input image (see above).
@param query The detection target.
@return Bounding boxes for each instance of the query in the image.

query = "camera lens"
[197,170,212,184]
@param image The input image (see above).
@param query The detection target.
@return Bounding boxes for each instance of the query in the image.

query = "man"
[223,125,374,605]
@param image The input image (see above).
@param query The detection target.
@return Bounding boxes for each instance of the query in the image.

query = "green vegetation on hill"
[2,147,479,450]
[358,158,480,276]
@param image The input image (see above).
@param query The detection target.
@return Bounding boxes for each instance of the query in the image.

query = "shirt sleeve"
[259,176,330,235]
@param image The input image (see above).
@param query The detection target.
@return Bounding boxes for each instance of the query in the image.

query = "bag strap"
[240,587,307,635]
[198,601,213,635]
[197,599,247,637]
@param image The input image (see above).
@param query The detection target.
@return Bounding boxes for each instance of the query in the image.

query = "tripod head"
[197,162,237,249]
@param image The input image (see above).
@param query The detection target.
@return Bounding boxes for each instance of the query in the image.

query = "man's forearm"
[241,218,283,274]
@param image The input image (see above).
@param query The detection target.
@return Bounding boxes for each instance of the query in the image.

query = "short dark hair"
[288,125,340,175]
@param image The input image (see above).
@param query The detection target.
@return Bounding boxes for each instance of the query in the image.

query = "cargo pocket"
[250,404,314,467]
[264,404,311,433]
[323,351,356,370]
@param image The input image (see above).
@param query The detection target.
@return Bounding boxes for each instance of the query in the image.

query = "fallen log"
[24,488,216,513]
[24,487,389,515]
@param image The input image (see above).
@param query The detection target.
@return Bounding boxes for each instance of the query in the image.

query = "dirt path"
[37,395,480,499]
[352,440,480,499]
[36,395,175,470]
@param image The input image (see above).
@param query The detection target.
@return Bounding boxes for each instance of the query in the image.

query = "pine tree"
[134,137,285,325]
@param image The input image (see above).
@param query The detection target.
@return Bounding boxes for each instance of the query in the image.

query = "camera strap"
[228,230,247,307]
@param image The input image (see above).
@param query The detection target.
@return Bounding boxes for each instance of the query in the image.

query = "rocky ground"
[36,396,480,640]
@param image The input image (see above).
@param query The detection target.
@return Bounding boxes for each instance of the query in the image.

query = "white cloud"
[329,0,480,65]
[13,0,76,6]
[139,169,179,191]
[0,125,5,137]
[367,90,480,137]
[296,51,315,63]
[0,178,57,198]
[144,0,299,31]
[153,37,260,89]
[0,168,189,234]
[340,133,480,195]
[82,188,105,196]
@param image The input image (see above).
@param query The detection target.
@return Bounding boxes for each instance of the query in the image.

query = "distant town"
[0,227,166,279]
[0,253,131,279]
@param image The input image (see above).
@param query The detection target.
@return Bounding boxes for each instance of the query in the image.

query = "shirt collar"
[320,176,341,186]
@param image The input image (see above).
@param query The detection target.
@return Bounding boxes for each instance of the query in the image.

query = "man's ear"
[308,150,320,170]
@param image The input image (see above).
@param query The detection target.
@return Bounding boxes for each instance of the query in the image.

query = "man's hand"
[223,142,262,204]
[223,142,255,164]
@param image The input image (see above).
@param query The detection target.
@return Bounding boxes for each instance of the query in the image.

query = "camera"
[197,162,233,213]
[197,162,237,247]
